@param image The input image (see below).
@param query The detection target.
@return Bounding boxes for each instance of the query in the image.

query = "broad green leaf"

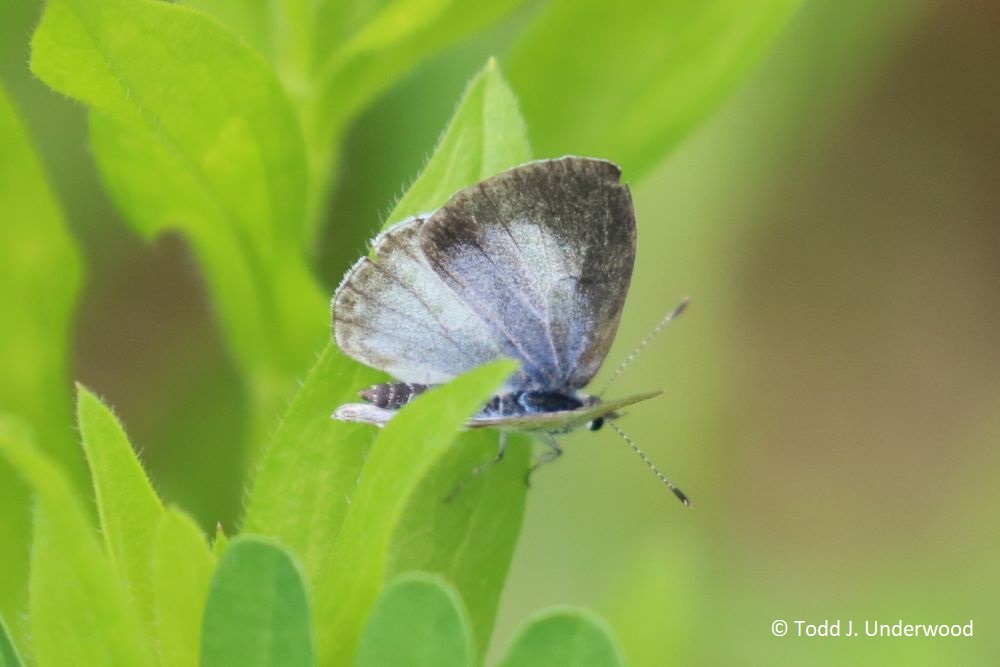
[317,62,530,664]
[201,536,314,667]
[243,344,382,577]
[153,507,216,667]
[0,615,23,667]
[30,0,327,406]
[0,417,154,667]
[381,59,532,657]
[387,59,531,226]
[180,0,315,97]
[386,429,529,657]
[314,1,526,146]
[249,60,531,666]
[76,385,164,632]
[497,607,625,667]
[506,0,802,178]
[246,58,530,604]
[182,1,278,66]
[184,0,527,237]
[313,360,517,666]
[0,84,83,632]
[306,2,526,234]
[355,572,474,667]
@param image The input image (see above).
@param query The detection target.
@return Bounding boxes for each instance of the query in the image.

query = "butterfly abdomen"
[478,391,584,418]
[359,383,430,409]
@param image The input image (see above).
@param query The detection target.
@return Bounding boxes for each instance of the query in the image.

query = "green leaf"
[313,359,517,666]
[76,385,164,633]
[497,607,626,667]
[0,417,154,667]
[306,3,526,236]
[0,84,83,631]
[380,60,532,657]
[314,2,527,146]
[243,344,382,577]
[201,536,315,667]
[249,60,531,666]
[506,0,801,178]
[183,1,527,238]
[182,1,277,65]
[387,58,531,227]
[386,430,529,657]
[153,507,216,667]
[246,55,530,613]
[355,572,474,667]
[0,615,23,667]
[30,0,327,403]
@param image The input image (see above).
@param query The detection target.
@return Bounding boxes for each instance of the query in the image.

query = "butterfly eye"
[589,417,605,431]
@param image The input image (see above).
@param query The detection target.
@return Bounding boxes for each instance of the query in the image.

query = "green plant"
[0,0,800,664]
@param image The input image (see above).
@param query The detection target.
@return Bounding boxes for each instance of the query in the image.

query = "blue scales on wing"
[419,157,636,392]
[333,157,636,393]
[333,216,506,384]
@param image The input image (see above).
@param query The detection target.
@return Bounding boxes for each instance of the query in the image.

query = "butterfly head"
[575,394,613,432]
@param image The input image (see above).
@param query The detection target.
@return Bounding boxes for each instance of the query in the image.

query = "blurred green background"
[2,0,998,664]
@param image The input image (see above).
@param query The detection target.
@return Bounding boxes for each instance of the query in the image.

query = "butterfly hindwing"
[333,216,506,384]
[465,390,662,432]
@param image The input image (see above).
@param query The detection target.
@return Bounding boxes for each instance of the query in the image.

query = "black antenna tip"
[673,487,692,508]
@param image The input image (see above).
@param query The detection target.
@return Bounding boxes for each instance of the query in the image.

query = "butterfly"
[332,157,690,505]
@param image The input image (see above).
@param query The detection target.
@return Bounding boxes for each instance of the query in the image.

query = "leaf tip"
[74,381,95,402]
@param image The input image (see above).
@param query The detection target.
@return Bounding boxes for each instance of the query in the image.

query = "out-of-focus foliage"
[31,0,326,428]
[496,608,625,667]
[184,0,530,235]
[506,0,801,178]
[0,615,22,667]
[0,85,83,635]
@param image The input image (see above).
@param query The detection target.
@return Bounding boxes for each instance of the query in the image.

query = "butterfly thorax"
[478,390,595,418]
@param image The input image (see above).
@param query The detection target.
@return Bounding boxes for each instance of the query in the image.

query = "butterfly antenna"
[608,421,691,507]
[599,297,690,397]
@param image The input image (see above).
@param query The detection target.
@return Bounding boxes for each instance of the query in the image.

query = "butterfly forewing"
[334,390,663,431]
[420,157,636,392]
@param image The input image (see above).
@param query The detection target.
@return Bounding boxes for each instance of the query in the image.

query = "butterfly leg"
[444,431,508,502]
[525,433,563,487]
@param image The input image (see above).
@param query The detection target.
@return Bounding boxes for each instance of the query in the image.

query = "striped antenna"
[608,421,691,507]
[599,297,690,397]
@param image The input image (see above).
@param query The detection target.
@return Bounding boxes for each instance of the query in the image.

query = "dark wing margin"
[419,157,636,391]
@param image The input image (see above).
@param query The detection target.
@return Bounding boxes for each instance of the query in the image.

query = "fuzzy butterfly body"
[332,156,655,432]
